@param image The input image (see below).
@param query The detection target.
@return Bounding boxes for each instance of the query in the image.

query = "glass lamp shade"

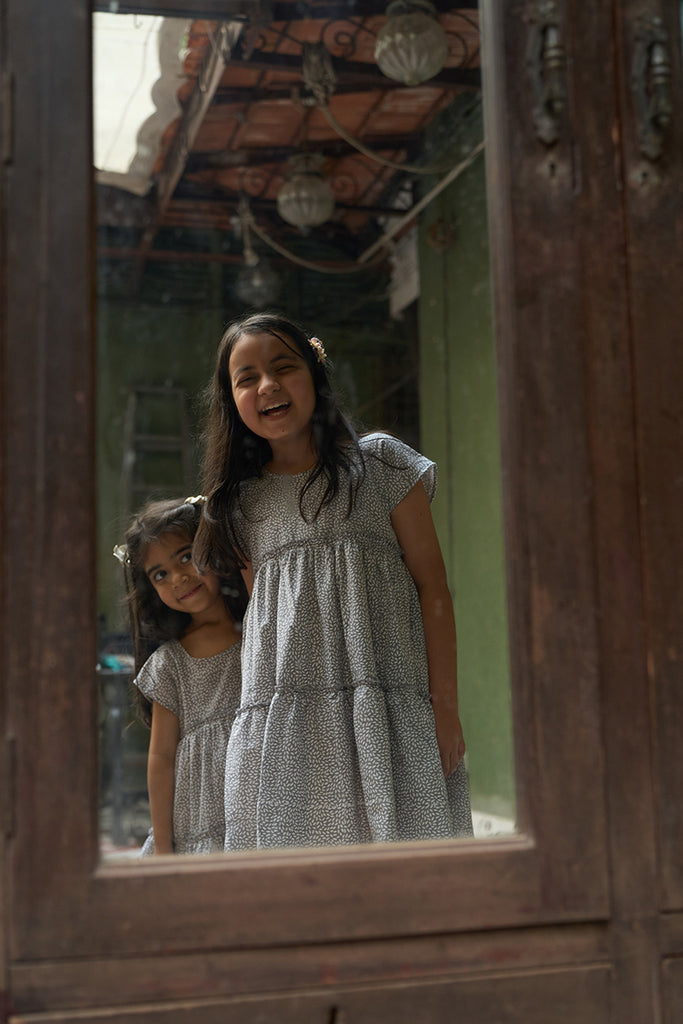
[276,153,335,228]
[234,258,281,306]
[374,0,449,86]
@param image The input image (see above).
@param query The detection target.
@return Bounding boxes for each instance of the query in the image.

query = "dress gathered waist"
[254,531,400,570]
[179,716,234,741]
[235,678,432,717]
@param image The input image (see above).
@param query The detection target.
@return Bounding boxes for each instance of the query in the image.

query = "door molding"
[3,0,620,975]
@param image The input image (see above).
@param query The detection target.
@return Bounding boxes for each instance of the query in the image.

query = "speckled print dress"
[134,638,241,855]
[223,432,473,850]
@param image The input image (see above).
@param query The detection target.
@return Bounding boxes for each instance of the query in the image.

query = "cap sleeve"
[360,432,437,511]
[133,642,180,717]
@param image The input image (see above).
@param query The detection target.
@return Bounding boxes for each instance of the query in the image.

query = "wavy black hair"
[193,311,364,576]
[119,496,247,727]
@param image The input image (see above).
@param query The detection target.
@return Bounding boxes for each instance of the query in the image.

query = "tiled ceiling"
[95,1,480,295]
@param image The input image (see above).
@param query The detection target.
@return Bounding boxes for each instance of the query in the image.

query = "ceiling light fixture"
[234,200,281,305]
[234,258,281,306]
[374,0,449,86]
[301,40,448,175]
[276,153,335,229]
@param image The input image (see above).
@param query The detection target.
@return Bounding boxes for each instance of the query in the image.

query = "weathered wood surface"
[573,1,665,1021]
[662,957,683,1024]
[481,0,610,910]
[4,0,97,962]
[5,0,611,970]
[660,911,683,956]
[2,0,683,1020]
[617,0,683,913]
[9,923,609,1013]
[7,966,611,1024]
[1,1,10,1017]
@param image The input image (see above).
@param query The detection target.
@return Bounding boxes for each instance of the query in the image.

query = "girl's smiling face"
[144,531,221,616]
[228,330,317,460]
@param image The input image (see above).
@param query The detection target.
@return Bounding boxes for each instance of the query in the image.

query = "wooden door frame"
[2,0,665,1015]
[614,0,683,913]
[608,1,683,1018]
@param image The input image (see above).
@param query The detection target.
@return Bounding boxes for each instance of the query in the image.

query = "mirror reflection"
[94,1,516,858]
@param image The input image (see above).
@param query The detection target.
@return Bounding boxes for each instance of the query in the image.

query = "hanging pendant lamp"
[374,0,449,86]
[234,257,281,306]
[276,153,335,229]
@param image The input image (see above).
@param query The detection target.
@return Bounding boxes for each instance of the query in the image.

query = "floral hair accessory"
[308,336,327,365]
[184,495,206,505]
[112,543,130,565]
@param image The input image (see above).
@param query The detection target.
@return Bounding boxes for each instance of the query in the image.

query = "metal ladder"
[120,385,194,522]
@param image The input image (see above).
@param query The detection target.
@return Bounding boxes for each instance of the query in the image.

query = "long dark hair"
[118,496,247,726]
[194,311,364,576]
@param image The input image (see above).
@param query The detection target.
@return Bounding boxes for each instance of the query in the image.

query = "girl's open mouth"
[262,402,290,416]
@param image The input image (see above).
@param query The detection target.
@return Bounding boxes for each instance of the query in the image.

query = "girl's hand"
[432,697,466,777]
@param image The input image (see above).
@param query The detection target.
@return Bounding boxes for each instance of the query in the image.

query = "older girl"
[195,312,473,849]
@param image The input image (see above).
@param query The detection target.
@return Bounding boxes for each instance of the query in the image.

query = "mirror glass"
[93,0,516,859]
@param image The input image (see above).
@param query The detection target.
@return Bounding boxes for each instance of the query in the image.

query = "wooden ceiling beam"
[228,49,480,90]
[167,191,395,218]
[99,245,373,272]
[186,133,421,170]
[212,76,478,108]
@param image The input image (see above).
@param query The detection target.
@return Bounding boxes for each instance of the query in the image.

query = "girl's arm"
[147,700,180,854]
[391,480,465,778]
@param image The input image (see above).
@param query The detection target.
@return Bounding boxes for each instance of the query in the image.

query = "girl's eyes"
[236,363,297,387]
[150,550,192,582]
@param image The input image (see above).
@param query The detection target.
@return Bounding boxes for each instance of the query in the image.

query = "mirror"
[93,0,516,858]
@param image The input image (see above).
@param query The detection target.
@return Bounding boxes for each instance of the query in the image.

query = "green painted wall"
[97,302,226,630]
[418,119,515,819]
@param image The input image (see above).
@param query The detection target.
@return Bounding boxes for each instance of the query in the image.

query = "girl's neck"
[266,434,317,476]
[180,609,241,658]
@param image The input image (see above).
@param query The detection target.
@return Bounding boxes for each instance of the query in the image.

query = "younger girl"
[194,312,473,849]
[115,496,246,855]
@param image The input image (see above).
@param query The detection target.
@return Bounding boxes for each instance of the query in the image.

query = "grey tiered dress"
[134,638,241,855]
[223,432,473,850]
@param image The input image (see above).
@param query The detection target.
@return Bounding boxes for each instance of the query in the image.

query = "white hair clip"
[112,543,130,565]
